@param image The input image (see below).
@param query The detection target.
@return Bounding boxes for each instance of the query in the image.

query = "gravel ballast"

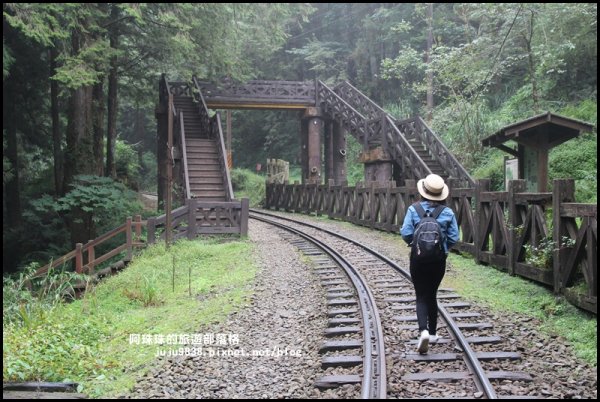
[126,211,596,399]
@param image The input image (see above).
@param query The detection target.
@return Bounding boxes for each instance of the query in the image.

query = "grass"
[230,168,266,207]
[444,252,597,365]
[3,238,257,397]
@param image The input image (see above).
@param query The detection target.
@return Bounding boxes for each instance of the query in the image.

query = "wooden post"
[147,218,156,244]
[187,199,197,240]
[474,179,491,264]
[134,215,142,241]
[508,180,527,276]
[240,198,250,236]
[125,217,133,261]
[166,94,173,248]
[369,181,376,228]
[552,179,575,293]
[75,243,83,274]
[86,240,95,274]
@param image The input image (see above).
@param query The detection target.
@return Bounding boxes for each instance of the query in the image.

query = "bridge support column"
[300,116,308,184]
[332,121,347,185]
[324,121,333,183]
[360,147,393,184]
[303,107,323,184]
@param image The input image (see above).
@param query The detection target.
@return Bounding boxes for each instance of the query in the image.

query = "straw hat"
[417,174,449,201]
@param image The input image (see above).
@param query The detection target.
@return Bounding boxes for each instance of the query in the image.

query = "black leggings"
[409,256,447,335]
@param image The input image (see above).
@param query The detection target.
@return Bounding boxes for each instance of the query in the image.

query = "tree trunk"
[106,4,119,178]
[50,47,63,196]
[426,3,434,123]
[64,29,96,246]
[4,101,21,227]
[524,10,540,114]
[92,80,105,176]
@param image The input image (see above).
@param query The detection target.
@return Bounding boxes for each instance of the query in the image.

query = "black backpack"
[410,202,446,263]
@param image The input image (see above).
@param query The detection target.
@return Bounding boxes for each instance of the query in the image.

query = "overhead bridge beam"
[205,101,313,110]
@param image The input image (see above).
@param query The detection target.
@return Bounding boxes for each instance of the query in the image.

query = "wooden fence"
[265,179,597,314]
[33,216,144,278]
[32,197,249,280]
[147,198,249,243]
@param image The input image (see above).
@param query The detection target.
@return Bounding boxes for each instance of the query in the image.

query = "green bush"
[230,168,265,207]
[471,150,506,191]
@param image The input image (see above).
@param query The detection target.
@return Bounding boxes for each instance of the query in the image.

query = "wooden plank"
[402,371,471,381]
[321,355,362,367]
[402,353,459,361]
[2,391,87,399]
[324,326,361,337]
[314,375,362,388]
[319,340,362,352]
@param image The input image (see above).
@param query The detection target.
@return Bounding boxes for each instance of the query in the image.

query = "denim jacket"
[400,201,459,254]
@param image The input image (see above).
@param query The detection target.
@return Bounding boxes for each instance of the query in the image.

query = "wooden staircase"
[406,137,447,180]
[173,95,229,202]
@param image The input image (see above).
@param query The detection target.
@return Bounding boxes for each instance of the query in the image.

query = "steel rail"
[250,213,387,399]
[251,208,498,399]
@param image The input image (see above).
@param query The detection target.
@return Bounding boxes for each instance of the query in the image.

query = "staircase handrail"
[403,116,475,187]
[193,76,234,201]
[335,81,473,187]
[179,111,191,199]
[192,75,211,133]
[214,112,235,200]
[383,115,432,181]
[316,80,368,142]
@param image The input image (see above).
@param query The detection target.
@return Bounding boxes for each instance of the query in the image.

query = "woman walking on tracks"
[401,174,459,354]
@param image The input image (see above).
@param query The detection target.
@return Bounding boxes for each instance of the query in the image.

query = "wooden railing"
[32,216,144,278]
[333,81,474,187]
[32,195,251,281]
[265,179,597,314]
[192,76,234,200]
[179,111,191,199]
[213,112,235,200]
[195,79,315,105]
[318,81,431,183]
[147,199,249,241]
[397,117,474,187]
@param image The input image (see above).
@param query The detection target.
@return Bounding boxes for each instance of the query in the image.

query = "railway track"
[251,209,535,399]
[250,213,387,399]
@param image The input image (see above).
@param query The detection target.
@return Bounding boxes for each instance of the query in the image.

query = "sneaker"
[417,330,430,354]
[429,334,440,343]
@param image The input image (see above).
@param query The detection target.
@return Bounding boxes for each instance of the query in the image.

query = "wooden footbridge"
[157,75,474,212]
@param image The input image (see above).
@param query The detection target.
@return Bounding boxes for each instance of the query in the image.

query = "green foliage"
[115,140,141,189]
[230,168,265,207]
[2,136,14,185]
[3,39,14,80]
[523,237,555,269]
[287,40,349,82]
[445,252,597,365]
[3,263,87,328]
[345,134,365,185]
[471,150,506,191]
[32,175,141,229]
[139,151,157,192]
[3,239,257,396]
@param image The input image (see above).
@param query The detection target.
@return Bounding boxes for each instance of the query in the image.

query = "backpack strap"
[431,205,446,219]
[412,202,426,218]
[413,202,445,219]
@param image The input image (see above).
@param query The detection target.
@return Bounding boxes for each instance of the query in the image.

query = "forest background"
[3,3,597,273]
